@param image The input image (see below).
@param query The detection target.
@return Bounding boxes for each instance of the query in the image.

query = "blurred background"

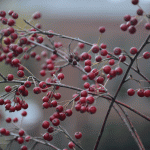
[0,0,150,149]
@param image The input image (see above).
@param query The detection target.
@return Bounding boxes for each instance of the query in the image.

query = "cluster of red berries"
[120,0,150,34]
[127,88,150,97]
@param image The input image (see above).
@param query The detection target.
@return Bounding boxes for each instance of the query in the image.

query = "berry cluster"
[0,0,150,149]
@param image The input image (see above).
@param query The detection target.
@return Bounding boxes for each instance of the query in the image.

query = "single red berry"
[25,135,31,142]
[52,118,60,126]
[37,36,43,43]
[84,82,90,89]
[124,15,131,21]
[5,85,12,92]
[78,42,84,49]
[88,106,97,114]
[91,44,99,53]
[130,47,138,55]
[51,100,57,107]
[8,10,14,15]
[137,9,143,16]
[59,112,66,121]
[81,90,88,97]
[144,89,150,97]
[119,55,126,62]
[143,51,150,59]
[1,18,7,24]
[103,65,111,74]
[7,18,15,26]
[6,117,11,123]
[75,132,82,139]
[86,96,94,104]
[130,17,138,26]
[4,37,11,45]
[88,72,95,80]
[145,23,150,30]
[137,89,144,97]
[132,0,139,5]
[0,10,6,17]
[84,66,91,73]
[68,142,75,149]
[17,70,24,77]
[12,58,20,66]
[5,130,10,136]
[65,109,73,117]
[19,130,25,136]
[47,30,54,38]
[0,128,6,135]
[21,111,27,117]
[109,59,115,66]
[114,47,122,55]
[127,88,135,96]
[95,55,102,62]
[47,126,54,133]
[80,106,87,113]
[0,99,4,105]
[33,87,41,94]
[75,104,81,111]
[12,12,18,19]
[57,73,64,80]
[56,105,64,112]
[24,81,31,88]
[13,117,18,123]
[7,74,14,81]
[120,24,128,31]
[115,67,123,75]
[21,145,28,150]
[17,137,24,144]
[100,43,107,49]
[100,49,108,56]
[32,12,41,19]
[99,26,105,33]
[128,26,136,34]
[42,120,50,129]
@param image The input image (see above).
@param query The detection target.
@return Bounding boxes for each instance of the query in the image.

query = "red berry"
[25,135,31,142]
[78,42,84,49]
[21,111,27,117]
[5,85,12,92]
[127,88,135,96]
[7,18,15,26]
[75,132,82,139]
[115,67,123,75]
[120,24,128,31]
[130,17,138,26]
[130,47,138,55]
[132,0,139,5]
[24,81,31,88]
[21,145,28,150]
[56,105,64,112]
[103,65,111,74]
[128,26,136,34]
[6,117,11,123]
[89,106,97,114]
[19,130,25,136]
[17,70,24,77]
[12,12,18,19]
[145,23,150,30]
[0,11,6,17]
[42,120,50,129]
[144,89,150,97]
[33,87,41,94]
[99,26,105,33]
[113,47,122,55]
[95,56,102,62]
[65,109,73,117]
[100,49,108,56]
[7,74,14,81]
[137,89,144,97]
[137,9,143,16]
[13,117,18,123]
[37,36,43,43]
[91,44,99,53]
[52,118,60,126]
[17,137,24,144]
[143,51,150,59]
[0,128,6,135]
[57,73,64,80]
